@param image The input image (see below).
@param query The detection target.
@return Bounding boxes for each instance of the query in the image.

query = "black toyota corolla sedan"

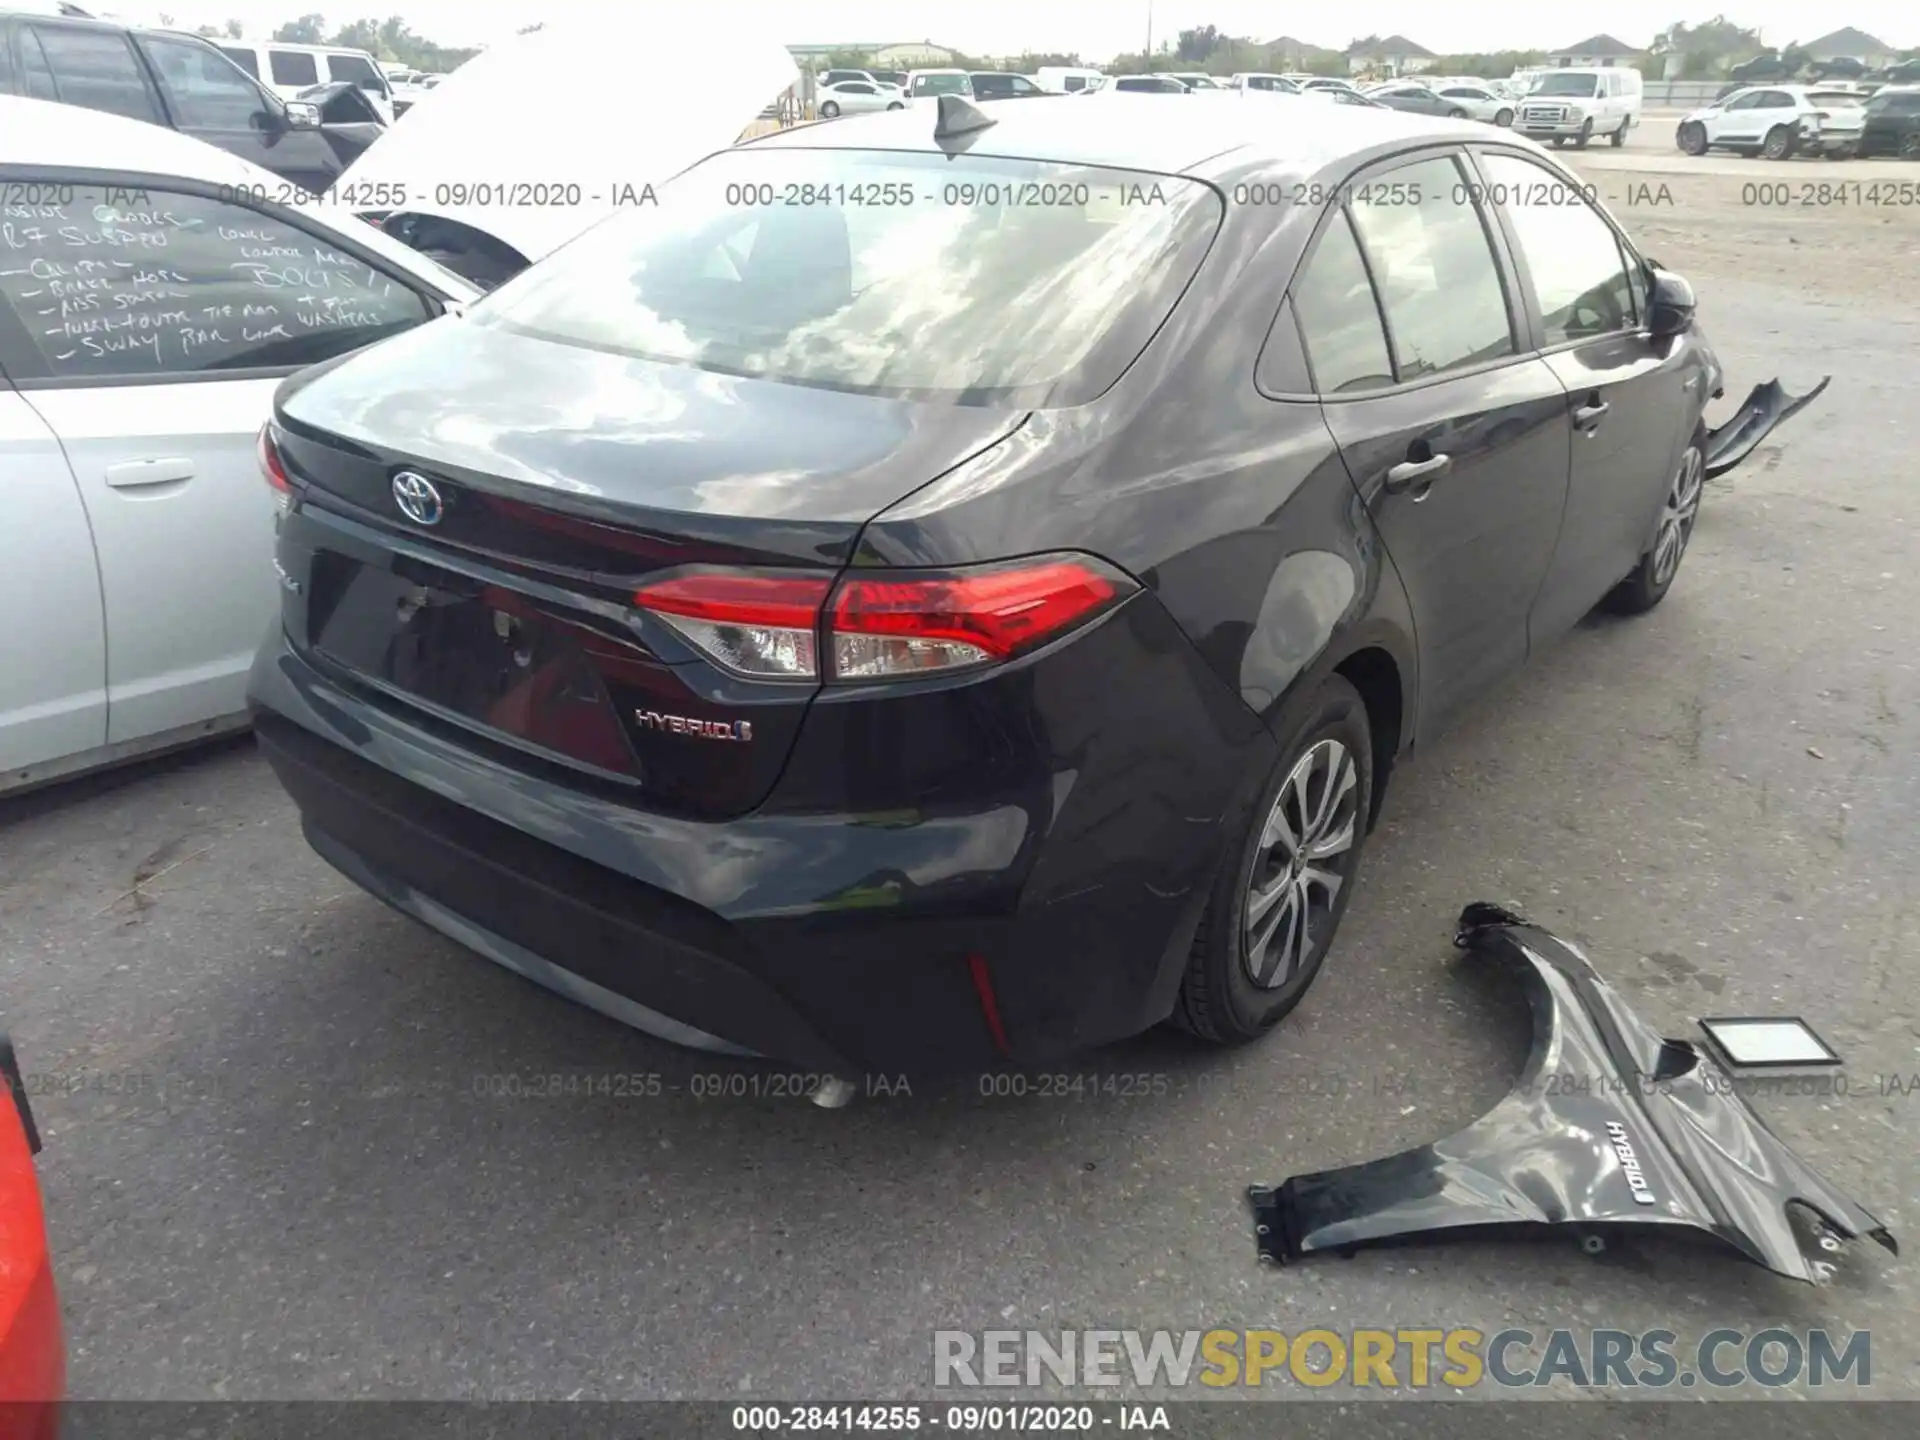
[248,93,1816,1077]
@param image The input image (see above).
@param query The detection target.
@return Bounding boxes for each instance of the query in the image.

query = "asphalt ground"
[1,130,1916,1416]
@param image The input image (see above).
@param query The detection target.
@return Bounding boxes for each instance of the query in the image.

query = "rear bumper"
[248,601,1271,1076]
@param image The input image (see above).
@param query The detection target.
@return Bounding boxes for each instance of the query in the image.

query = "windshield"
[912,72,969,95]
[1866,91,1920,114]
[469,148,1222,407]
[1534,74,1599,97]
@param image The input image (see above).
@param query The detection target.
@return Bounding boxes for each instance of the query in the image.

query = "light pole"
[1145,1,1153,65]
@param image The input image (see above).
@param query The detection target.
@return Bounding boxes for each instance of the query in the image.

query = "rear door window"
[1344,155,1516,381]
[27,23,160,123]
[269,50,319,87]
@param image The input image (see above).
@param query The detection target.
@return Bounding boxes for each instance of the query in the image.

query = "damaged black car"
[247,99,1823,1076]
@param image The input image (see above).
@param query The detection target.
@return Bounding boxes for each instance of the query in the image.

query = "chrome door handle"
[104,458,195,488]
[1573,401,1610,430]
[1384,453,1451,493]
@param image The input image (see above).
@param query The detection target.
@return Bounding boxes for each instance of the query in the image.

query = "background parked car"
[1035,65,1104,93]
[1427,80,1514,125]
[0,6,379,193]
[903,68,973,100]
[819,68,886,89]
[1676,85,1866,159]
[1365,81,1471,118]
[0,97,477,794]
[1230,72,1300,93]
[214,37,395,123]
[1858,85,1920,157]
[1170,71,1227,90]
[817,79,904,117]
[969,71,1049,101]
[1111,74,1187,93]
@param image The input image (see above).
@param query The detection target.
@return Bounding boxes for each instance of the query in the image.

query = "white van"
[1513,66,1642,147]
[215,40,396,123]
[1035,66,1106,94]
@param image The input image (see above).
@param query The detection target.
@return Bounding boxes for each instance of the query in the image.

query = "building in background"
[1803,27,1896,70]
[1548,34,1645,68]
[1346,35,1436,78]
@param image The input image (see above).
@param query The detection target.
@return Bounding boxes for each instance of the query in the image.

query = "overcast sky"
[122,1,1919,57]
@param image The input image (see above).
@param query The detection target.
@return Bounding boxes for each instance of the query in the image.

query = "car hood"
[274,316,1030,532]
[338,15,797,262]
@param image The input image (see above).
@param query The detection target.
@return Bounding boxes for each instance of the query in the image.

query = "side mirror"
[1646,267,1696,338]
[285,101,322,129]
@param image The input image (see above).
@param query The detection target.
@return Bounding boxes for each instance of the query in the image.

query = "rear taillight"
[633,571,832,680]
[257,423,293,513]
[632,554,1135,683]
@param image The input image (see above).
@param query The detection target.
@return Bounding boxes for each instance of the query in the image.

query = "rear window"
[470,148,1222,407]
[1808,91,1864,108]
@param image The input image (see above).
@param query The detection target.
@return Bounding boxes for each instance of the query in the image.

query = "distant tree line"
[188,14,481,72]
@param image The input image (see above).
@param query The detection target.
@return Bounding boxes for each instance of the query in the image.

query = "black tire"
[1171,676,1374,1044]
[1900,133,1920,159]
[1762,124,1794,160]
[1603,436,1705,616]
[1494,107,1513,127]
[1573,118,1594,149]
[1550,136,1567,147]
[1677,121,1708,155]
[1610,117,1629,147]
[886,101,903,110]
[1447,107,1468,119]
[820,100,840,118]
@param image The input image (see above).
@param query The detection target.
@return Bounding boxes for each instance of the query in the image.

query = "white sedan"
[0,97,478,795]
[817,80,908,117]
[1428,81,1517,125]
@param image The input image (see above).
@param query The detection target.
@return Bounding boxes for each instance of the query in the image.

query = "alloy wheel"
[1652,447,1704,587]
[1243,740,1360,990]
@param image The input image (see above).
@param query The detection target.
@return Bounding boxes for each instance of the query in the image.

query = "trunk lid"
[272,318,1029,818]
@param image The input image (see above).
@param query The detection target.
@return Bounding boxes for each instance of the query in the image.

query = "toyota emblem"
[391,470,444,526]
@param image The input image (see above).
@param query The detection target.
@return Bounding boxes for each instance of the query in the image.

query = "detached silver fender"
[1702,376,1830,478]
[1249,902,1896,1283]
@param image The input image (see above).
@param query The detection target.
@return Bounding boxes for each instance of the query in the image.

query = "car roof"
[0,93,264,183]
[748,90,1488,179]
